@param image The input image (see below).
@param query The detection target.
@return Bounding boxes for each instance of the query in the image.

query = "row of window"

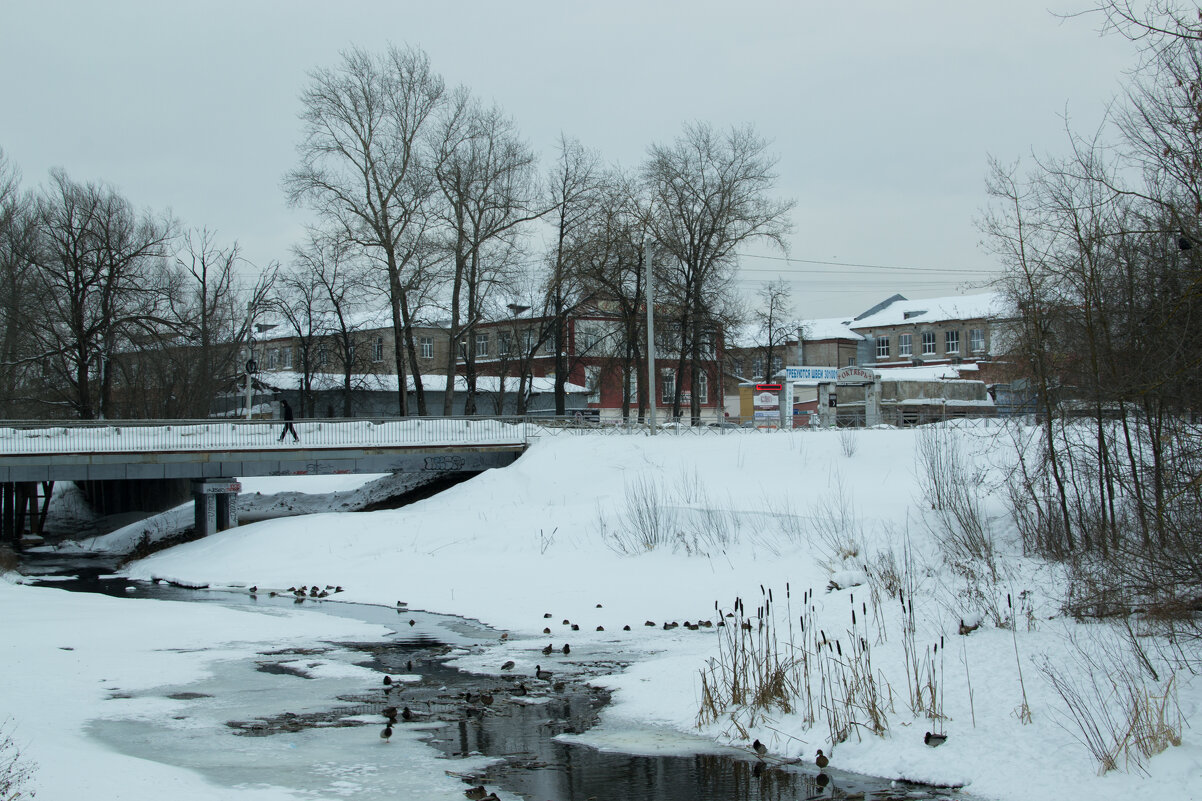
[732,355,783,379]
[584,368,710,404]
[258,329,724,371]
[875,328,986,359]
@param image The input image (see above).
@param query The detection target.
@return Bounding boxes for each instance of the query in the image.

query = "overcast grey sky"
[1,1,1138,318]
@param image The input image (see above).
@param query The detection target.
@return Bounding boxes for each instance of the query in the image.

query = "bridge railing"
[0,416,530,456]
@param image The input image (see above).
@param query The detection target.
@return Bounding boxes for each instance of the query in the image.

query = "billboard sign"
[785,366,839,382]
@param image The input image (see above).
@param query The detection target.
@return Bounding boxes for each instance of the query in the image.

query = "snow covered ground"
[4,423,1200,800]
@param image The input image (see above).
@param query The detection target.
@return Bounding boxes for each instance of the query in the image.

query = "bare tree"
[291,231,375,416]
[982,5,1202,639]
[545,134,603,414]
[159,229,268,417]
[576,170,653,420]
[29,169,173,419]
[432,90,542,415]
[285,44,445,417]
[0,150,43,416]
[751,279,794,381]
[644,122,794,424]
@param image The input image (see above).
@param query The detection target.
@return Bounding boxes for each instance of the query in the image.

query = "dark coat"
[281,400,294,421]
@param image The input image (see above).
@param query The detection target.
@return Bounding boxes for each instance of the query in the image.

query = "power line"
[733,251,998,275]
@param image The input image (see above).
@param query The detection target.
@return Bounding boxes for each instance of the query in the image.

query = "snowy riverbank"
[6,424,1201,801]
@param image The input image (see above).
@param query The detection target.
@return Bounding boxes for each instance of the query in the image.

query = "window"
[697,371,708,404]
[281,347,292,369]
[970,328,985,353]
[899,333,912,357]
[945,330,959,355]
[771,355,783,375]
[752,357,764,379]
[700,331,716,357]
[921,331,936,355]
[267,348,279,370]
[498,332,511,356]
[372,336,384,363]
[316,344,327,367]
[475,332,489,357]
[577,326,600,353]
[627,371,638,403]
[586,366,601,403]
[847,356,856,367]
[876,336,891,359]
[661,369,675,404]
[420,336,433,360]
[733,358,744,375]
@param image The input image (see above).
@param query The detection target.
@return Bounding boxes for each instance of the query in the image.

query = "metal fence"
[0,417,531,456]
[0,413,809,456]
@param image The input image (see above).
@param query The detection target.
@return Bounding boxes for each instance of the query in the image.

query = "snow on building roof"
[800,316,863,341]
[849,292,1005,329]
[874,363,981,381]
[265,371,586,394]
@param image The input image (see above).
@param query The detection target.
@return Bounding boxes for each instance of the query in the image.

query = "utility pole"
[244,302,255,420]
[645,252,657,435]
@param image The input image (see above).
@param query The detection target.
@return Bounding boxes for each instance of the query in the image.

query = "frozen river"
[24,555,970,801]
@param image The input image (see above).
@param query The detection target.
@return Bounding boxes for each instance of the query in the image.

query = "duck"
[753,739,767,757]
[535,665,553,680]
[408,619,416,627]
[465,787,488,801]
[815,749,829,768]
[401,707,413,721]
[924,731,948,747]
[480,692,493,706]
[383,675,393,687]
[380,725,393,742]
[248,585,258,593]
[501,660,515,671]
[562,643,570,655]
[542,644,554,656]
[515,683,528,696]
[543,627,552,635]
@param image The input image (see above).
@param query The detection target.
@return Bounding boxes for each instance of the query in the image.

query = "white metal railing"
[0,417,530,456]
[0,414,789,456]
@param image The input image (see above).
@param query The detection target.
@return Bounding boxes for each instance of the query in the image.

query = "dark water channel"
[21,553,970,801]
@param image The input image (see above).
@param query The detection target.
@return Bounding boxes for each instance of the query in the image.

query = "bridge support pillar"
[192,478,241,537]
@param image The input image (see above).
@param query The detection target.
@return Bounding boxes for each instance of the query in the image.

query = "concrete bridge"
[0,417,529,543]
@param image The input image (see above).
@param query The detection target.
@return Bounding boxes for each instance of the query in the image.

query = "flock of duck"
[249,591,950,796]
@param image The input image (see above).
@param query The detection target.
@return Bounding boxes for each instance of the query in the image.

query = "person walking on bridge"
[278,399,300,443]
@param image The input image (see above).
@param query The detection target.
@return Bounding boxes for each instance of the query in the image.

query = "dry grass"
[1037,632,1182,775]
[698,584,894,746]
[1,719,36,801]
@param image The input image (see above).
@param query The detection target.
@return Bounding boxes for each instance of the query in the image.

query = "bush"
[1,720,36,800]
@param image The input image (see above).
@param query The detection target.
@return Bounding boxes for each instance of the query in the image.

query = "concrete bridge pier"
[1,481,53,547]
[192,478,241,537]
